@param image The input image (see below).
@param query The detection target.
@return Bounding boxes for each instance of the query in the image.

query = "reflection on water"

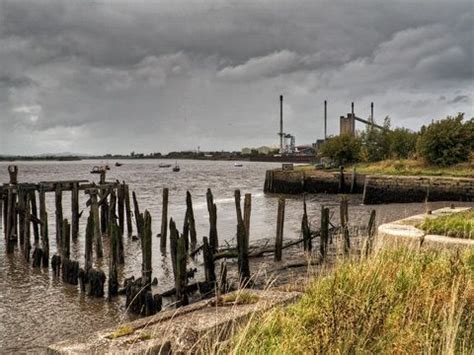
[1,159,471,352]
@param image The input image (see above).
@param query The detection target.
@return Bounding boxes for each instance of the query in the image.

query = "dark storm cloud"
[0,0,473,155]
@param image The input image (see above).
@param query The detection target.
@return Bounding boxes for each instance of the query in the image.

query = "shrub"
[319,134,361,165]
[359,117,392,162]
[416,113,474,166]
[388,128,418,159]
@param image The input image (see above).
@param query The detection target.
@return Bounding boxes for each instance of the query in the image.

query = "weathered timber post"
[275,197,285,262]
[340,195,350,255]
[6,188,16,253]
[108,220,119,300]
[29,190,39,244]
[24,194,31,262]
[219,261,228,294]
[2,190,7,236]
[169,218,178,278]
[132,191,142,238]
[186,191,197,251]
[117,183,125,236]
[85,212,93,272]
[18,187,26,245]
[114,190,124,264]
[243,193,251,240]
[320,206,330,260]
[301,195,311,251]
[339,166,345,193]
[124,183,133,237]
[61,219,71,261]
[8,165,18,184]
[160,188,169,252]
[142,210,152,289]
[89,190,104,258]
[39,186,49,267]
[365,210,376,257]
[203,236,216,283]
[207,188,218,253]
[55,185,63,249]
[175,233,188,307]
[71,182,79,240]
[235,190,250,284]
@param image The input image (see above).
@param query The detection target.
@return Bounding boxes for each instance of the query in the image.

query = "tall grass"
[226,247,474,354]
[420,211,474,239]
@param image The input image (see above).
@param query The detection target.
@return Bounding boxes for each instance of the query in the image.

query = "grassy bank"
[420,210,474,239]
[352,160,473,177]
[227,247,473,354]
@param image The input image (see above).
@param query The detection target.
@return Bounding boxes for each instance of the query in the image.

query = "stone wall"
[362,175,474,204]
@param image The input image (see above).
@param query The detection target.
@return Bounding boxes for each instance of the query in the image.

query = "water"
[1,159,471,353]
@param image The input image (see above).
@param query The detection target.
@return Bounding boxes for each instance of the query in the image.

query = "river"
[1,159,471,353]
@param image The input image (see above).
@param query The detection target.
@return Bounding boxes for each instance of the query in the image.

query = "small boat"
[159,163,172,168]
[115,162,123,167]
[234,162,243,167]
[172,162,180,172]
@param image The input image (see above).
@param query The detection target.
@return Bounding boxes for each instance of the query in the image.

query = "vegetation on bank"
[420,210,474,239]
[320,113,474,168]
[228,247,473,354]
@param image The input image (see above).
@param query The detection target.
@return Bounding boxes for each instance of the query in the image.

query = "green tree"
[416,113,474,166]
[359,116,391,162]
[320,134,361,165]
[388,128,418,159]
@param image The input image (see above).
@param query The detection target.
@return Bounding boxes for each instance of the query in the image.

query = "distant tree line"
[320,113,474,167]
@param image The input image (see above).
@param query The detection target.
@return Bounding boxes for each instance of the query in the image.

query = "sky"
[0,0,473,155]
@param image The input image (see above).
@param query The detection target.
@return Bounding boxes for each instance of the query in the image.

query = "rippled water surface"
[1,159,471,353]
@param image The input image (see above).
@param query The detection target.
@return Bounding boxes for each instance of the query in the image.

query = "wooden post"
[8,165,18,183]
[175,233,188,307]
[85,211,93,272]
[39,186,49,267]
[29,190,39,244]
[301,195,311,251]
[142,210,153,289]
[55,185,63,249]
[6,188,16,253]
[18,187,25,246]
[71,182,79,240]
[124,183,133,237]
[115,190,124,264]
[2,190,7,237]
[235,190,250,283]
[61,219,71,261]
[24,194,31,262]
[243,193,251,240]
[132,191,141,238]
[206,188,218,253]
[186,191,197,251]
[160,188,169,252]
[275,197,285,262]
[365,210,376,257]
[203,236,216,283]
[340,195,350,255]
[90,191,104,258]
[320,206,329,260]
[169,218,178,278]
[117,183,125,236]
[108,220,119,299]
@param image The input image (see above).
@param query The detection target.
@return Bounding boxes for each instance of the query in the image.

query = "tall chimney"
[280,95,283,153]
[370,102,374,122]
[324,100,327,140]
[351,102,354,116]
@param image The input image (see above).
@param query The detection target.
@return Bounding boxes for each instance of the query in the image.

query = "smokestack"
[324,100,327,140]
[351,102,354,116]
[280,95,283,153]
[370,102,374,121]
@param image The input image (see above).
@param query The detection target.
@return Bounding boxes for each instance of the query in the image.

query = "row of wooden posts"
[1,165,376,316]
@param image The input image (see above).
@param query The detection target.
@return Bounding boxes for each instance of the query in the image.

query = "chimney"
[324,100,327,140]
[280,95,283,153]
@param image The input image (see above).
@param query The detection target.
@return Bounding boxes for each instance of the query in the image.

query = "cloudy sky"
[0,0,472,155]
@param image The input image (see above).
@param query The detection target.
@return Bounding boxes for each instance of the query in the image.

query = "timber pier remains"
[264,167,474,204]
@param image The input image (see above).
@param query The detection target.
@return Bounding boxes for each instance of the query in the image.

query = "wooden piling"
[132,191,141,238]
[85,212,93,271]
[365,210,376,256]
[6,188,16,253]
[71,182,79,240]
[301,195,311,251]
[90,191,104,258]
[61,219,71,261]
[202,236,216,283]
[340,195,350,255]
[243,193,251,240]
[29,190,39,244]
[275,197,285,262]
[160,188,169,251]
[207,188,218,253]
[235,190,250,283]
[186,191,197,251]
[169,218,178,278]
[108,220,119,300]
[175,233,188,307]
[124,184,133,237]
[39,186,49,267]
[55,185,63,249]
[24,194,31,262]
[117,183,125,236]
[142,210,152,289]
[18,187,26,246]
[320,206,329,260]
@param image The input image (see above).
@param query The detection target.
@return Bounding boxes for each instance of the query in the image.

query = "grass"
[226,247,474,354]
[218,291,260,306]
[105,325,135,339]
[420,211,474,239]
[296,159,474,177]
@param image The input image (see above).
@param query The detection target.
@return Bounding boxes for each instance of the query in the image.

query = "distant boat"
[115,162,123,167]
[172,162,180,172]
[234,162,243,167]
[159,163,172,168]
